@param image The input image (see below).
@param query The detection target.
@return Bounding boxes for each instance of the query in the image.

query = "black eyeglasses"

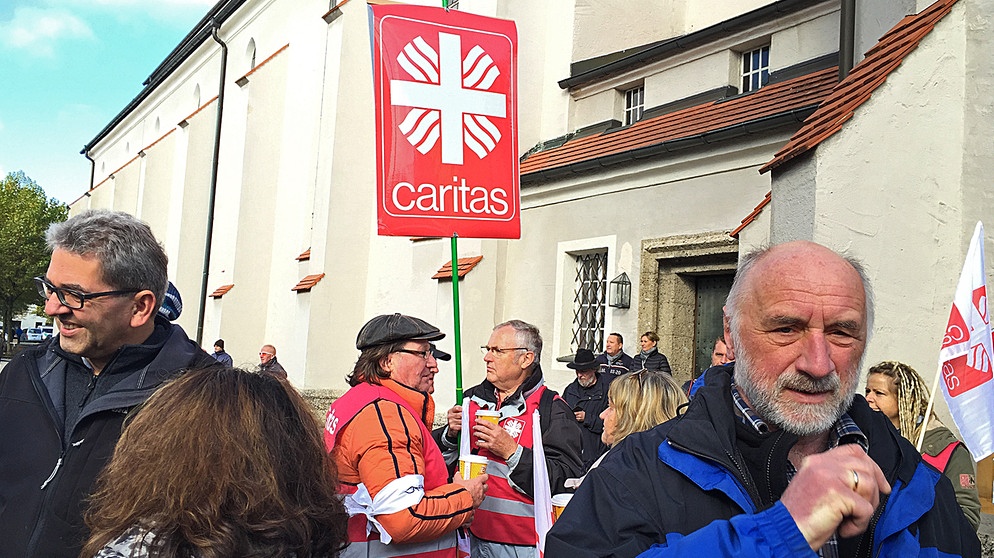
[35,276,140,310]
[395,348,433,360]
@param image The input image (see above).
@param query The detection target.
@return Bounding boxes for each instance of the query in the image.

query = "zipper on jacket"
[668,439,762,509]
[79,371,98,409]
[855,491,887,558]
[40,453,64,489]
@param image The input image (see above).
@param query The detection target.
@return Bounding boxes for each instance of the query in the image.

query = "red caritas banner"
[371,3,519,239]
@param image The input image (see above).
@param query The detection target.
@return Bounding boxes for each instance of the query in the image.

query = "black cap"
[430,343,451,361]
[567,348,598,370]
[214,339,224,350]
[356,313,445,350]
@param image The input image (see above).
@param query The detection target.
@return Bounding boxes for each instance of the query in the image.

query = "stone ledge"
[298,387,447,430]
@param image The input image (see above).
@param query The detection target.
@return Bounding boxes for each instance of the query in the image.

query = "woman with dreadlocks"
[864,361,980,531]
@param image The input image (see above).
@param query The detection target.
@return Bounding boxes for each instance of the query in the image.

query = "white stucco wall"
[763,0,994,432]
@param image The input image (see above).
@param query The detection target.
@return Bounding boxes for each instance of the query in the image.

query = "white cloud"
[0,7,93,57]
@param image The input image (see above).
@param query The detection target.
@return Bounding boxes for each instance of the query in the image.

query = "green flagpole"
[442,0,449,9]
[451,233,464,405]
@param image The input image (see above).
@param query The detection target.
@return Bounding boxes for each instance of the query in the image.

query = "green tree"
[0,171,68,352]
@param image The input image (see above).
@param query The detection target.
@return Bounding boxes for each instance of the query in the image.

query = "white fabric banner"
[532,409,553,557]
[938,221,994,461]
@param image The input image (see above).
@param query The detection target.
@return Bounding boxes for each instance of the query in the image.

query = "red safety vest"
[921,440,961,473]
[467,386,546,546]
[327,383,457,558]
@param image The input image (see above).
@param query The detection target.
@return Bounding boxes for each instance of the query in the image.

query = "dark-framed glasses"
[480,346,529,356]
[395,348,433,360]
[35,276,140,310]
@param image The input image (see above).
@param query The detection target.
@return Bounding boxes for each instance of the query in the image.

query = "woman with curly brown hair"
[81,367,349,557]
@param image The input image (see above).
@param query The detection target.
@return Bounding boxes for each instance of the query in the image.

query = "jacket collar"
[473,364,545,407]
[381,378,435,425]
[668,364,915,487]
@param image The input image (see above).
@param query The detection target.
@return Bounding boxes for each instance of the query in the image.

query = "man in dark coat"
[593,332,635,376]
[0,209,215,558]
[547,241,979,557]
[563,348,613,470]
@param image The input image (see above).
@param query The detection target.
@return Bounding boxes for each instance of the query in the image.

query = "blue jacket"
[546,367,979,558]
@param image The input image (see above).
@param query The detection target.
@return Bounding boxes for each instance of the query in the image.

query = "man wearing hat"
[563,348,614,471]
[212,339,233,367]
[324,313,488,558]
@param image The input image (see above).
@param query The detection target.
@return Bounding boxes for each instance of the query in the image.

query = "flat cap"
[357,313,445,350]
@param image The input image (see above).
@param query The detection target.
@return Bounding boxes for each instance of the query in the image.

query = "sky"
[0,0,217,205]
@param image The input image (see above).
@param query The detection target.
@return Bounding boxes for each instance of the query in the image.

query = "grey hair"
[46,209,169,312]
[725,244,875,342]
[494,319,543,364]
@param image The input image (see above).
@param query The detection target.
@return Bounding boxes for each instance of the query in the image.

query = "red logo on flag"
[943,286,994,397]
[372,5,519,239]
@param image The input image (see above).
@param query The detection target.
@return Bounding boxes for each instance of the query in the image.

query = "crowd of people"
[0,208,984,558]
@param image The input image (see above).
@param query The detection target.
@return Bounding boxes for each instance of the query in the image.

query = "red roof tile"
[521,68,838,177]
[432,256,484,280]
[296,248,311,261]
[292,273,326,292]
[760,0,959,173]
[210,284,234,298]
[730,191,771,238]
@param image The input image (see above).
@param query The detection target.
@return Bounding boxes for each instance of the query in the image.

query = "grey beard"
[732,335,859,437]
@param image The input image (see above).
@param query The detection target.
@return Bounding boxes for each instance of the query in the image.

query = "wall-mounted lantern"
[609,272,631,309]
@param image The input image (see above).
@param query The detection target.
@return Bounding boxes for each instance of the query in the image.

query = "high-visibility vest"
[467,386,546,546]
[921,440,961,473]
[328,382,458,558]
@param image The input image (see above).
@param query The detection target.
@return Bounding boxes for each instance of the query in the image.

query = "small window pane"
[741,45,770,93]
[624,85,645,126]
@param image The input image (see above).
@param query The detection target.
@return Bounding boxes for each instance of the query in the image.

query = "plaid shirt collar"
[730,382,868,452]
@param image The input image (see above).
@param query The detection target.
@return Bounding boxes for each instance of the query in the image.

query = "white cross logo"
[391,32,506,165]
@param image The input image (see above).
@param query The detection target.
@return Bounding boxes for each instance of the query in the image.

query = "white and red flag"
[938,222,994,461]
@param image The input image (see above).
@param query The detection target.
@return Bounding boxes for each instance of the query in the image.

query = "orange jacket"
[333,379,474,544]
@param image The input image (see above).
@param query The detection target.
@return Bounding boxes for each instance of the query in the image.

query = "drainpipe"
[196,18,228,346]
[83,150,95,196]
[839,0,856,80]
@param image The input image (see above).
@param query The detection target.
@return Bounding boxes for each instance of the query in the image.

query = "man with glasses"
[324,313,488,558]
[258,343,287,379]
[547,241,979,557]
[435,320,582,557]
[0,209,215,558]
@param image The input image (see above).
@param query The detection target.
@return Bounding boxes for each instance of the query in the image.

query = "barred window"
[571,251,608,352]
[741,45,770,93]
[623,86,644,126]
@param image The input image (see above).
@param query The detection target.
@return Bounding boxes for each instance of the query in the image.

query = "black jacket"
[547,366,980,558]
[631,347,671,374]
[593,351,634,376]
[562,373,612,471]
[0,318,215,558]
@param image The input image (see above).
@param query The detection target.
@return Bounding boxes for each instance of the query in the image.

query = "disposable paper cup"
[551,493,573,522]
[475,410,500,426]
[459,455,489,480]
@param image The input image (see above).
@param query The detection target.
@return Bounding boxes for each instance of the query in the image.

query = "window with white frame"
[571,251,608,353]
[623,86,644,126]
[741,45,770,93]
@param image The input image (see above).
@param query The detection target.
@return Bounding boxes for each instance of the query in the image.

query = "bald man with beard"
[547,241,979,558]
